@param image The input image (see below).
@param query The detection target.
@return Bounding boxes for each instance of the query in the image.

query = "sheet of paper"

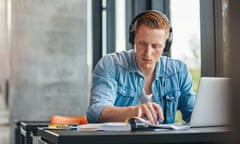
[97,122,131,131]
[79,123,131,131]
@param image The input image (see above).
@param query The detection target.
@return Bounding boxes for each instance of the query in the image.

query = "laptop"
[189,77,231,128]
[128,77,231,130]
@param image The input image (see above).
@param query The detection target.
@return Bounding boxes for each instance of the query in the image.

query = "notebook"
[189,77,231,128]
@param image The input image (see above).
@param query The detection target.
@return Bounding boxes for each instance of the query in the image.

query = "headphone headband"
[128,10,173,53]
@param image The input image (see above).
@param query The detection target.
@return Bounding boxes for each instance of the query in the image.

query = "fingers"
[141,103,155,124]
[152,103,164,122]
[138,102,164,124]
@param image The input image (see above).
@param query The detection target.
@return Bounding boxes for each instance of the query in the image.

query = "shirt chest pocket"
[115,86,138,106]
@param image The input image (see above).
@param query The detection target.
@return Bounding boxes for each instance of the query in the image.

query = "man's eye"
[139,41,147,46]
[152,44,162,49]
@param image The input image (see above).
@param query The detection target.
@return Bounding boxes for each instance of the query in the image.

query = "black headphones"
[128,10,173,53]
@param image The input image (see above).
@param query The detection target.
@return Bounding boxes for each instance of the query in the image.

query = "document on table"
[128,116,190,130]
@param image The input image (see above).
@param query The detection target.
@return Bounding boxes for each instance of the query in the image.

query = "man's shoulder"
[104,50,133,59]
[101,50,135,67]
[161,56,186,66]
[159,57,188,74]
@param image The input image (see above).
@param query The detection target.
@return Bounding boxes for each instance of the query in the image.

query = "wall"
[9,0,89,143]
[0,0,9,107]
[0,0,8,80]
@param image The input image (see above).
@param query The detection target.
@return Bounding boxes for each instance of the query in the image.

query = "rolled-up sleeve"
[87,55,118,123]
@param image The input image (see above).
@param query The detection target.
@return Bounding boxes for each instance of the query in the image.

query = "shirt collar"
[128,50,167,78]
[128,50,139,73]
[155,56,168,78]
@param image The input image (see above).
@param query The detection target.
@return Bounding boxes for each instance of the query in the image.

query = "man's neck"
[141,67,155,77]
[142,67,156,95]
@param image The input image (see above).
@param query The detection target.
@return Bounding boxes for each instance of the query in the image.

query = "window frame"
[200,0,225,77]
[92,0,115,68]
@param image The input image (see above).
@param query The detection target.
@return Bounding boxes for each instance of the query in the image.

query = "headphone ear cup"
[164,39,171,52]
[164,27,173,53]
[129,30,135,45]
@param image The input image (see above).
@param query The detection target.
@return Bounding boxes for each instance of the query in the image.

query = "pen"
[157,114,163,124]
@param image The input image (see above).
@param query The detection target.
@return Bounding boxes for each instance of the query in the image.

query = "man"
[87,10,195,124]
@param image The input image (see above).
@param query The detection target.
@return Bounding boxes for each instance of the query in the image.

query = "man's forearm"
[99,106,138,122]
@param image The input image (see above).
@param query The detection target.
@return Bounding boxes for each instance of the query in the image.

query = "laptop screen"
[189,77,231,127]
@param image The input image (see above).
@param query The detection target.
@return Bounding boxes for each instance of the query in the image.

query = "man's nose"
[145,45,152,55]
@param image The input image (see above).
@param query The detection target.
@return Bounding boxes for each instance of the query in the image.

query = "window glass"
[115,0,126,52]
[170,0,201,92]
[102,0,107,55]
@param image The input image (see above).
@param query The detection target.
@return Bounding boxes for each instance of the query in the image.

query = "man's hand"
[98,103,164,123]
[135,102,164,124]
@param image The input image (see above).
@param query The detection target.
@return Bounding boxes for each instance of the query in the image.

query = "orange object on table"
[50,115,88,125]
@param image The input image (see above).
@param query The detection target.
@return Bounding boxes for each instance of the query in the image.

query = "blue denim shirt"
[87,50,196,123]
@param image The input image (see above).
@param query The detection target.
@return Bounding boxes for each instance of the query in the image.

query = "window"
[115,0,126,52]
[92,0,222,86]
[92,0,115,67]
[170,0,201,92]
